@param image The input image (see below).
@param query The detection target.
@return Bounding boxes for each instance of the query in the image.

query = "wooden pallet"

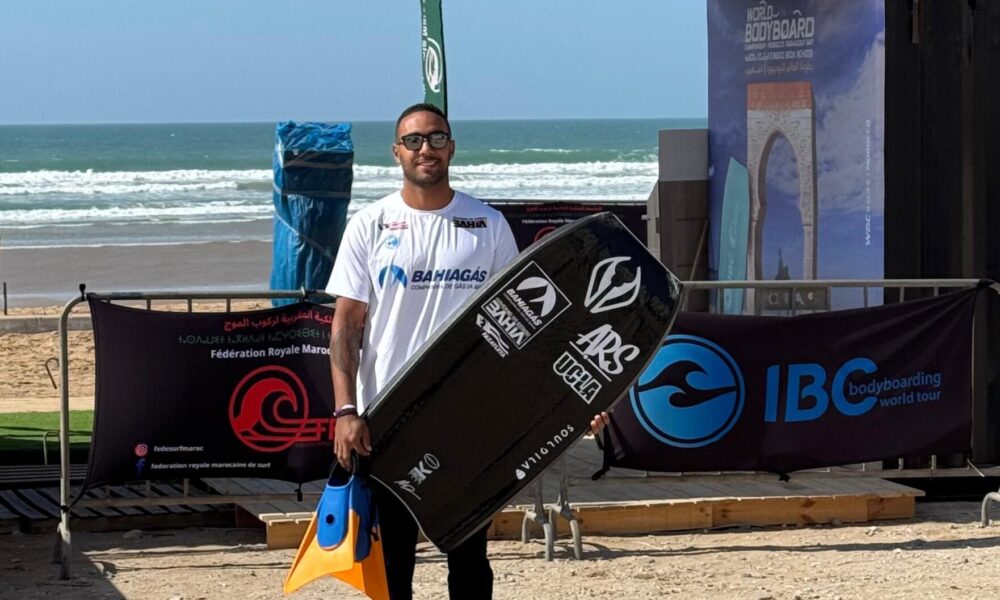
[495,475,921,538]
[203,471,923,550]
[0,482,233,533]
[200,477,321,548]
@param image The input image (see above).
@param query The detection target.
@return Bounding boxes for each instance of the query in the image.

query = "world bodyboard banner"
[707,0,886,310]
[84,300,337,488]
[604,288,980,474]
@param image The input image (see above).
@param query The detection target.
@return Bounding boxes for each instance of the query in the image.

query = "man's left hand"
[589,411,610,436]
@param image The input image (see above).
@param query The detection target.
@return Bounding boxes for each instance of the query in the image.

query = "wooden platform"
[497,474,920,538]
[0,442,927,543]
[0,481,233,534]
[199,476,325,549]
[202,440,925,549]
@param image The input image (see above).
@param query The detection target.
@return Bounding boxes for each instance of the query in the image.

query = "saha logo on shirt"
[452,216,487,229]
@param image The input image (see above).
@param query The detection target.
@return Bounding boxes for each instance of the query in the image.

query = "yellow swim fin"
[283,509,355,593]
[328,511,389,600]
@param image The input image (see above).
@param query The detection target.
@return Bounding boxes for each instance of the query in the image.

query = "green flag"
[420,0,447,115]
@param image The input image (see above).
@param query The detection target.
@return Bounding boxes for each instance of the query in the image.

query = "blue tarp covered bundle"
[270,121,353,305]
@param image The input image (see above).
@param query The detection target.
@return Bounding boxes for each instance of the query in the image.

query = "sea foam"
[0,161,658,246]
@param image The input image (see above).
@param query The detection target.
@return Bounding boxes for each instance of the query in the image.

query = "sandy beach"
[0,239,280,411]
[0,296,278,414]
[3,501,1000,599]
[0,329,94,412]
[0,240,274,308]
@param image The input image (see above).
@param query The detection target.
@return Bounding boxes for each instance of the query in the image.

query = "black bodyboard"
[364,212,682,551]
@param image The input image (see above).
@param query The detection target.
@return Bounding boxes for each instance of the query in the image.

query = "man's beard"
[402,161,447,188]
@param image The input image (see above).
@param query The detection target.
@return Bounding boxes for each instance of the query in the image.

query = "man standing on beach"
[325,102,516,599]
[325,103,611,599]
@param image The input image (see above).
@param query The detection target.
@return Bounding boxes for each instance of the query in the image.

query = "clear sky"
[0,1,708,124]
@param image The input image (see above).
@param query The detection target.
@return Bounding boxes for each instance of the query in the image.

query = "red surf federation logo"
[229,365,334,452]
[532,226,557,242]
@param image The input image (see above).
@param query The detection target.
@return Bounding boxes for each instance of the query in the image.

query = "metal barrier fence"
[54,280,1000,577]
[681,277,991,313]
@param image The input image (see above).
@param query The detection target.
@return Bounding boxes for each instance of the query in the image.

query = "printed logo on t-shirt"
[452,217,487,229]
[410,267,489,291]
[378,221,409,231]
[384,235,400,249]
[377,264,409,289]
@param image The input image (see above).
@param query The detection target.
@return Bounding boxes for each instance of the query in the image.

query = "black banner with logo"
[85,300,336,487]
[488,201,647,251]
[604,288,980,474]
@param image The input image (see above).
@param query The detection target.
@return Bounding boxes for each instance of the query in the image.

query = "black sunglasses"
[397,131,451,151]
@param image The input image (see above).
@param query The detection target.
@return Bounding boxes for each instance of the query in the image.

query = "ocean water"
[0,119,704,249]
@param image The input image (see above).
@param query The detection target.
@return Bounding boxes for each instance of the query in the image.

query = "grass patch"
[0,410,93,452]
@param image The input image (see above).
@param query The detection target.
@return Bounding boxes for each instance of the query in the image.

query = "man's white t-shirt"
[326,190,519,411]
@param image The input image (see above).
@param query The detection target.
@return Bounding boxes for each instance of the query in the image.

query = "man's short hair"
[395,103,451,136]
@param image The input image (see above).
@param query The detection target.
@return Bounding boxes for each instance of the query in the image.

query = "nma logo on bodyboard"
[476,261,571,352]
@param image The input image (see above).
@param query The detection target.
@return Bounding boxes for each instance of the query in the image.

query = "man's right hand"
[329,297,371,470]
[334,414,372,469]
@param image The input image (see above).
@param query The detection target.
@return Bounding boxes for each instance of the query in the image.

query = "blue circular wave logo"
[630,334,744,448]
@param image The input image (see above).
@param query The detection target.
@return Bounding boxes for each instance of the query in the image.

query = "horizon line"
[0,115,709,127]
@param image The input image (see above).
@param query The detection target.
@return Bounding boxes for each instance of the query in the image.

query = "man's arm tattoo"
[331,323,364,379]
